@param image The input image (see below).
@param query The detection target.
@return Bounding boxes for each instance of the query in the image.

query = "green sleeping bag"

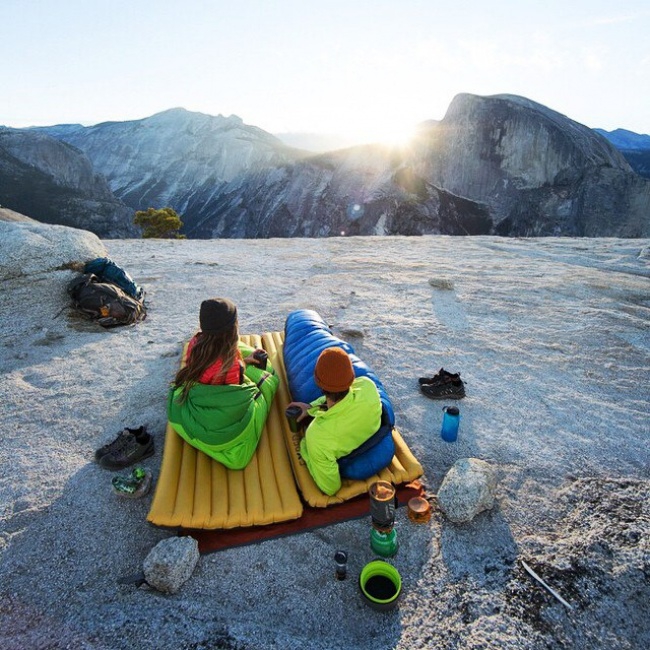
[167,343,279,470]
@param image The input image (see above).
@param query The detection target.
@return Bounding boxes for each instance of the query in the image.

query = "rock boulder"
[143,536,200,594]
[437,458,497,523]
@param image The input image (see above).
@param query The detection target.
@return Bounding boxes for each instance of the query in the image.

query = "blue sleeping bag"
[84,257,144,300]
[283,309,395,480]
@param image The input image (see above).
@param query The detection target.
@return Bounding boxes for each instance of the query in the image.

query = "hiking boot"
[99,432,154,470]
[418,368,461,385]
[94,426,146,462]
[420,378,466,400]
[112,466,153,498]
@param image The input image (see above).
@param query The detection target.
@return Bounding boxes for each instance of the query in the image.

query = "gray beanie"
[199,298,237,333]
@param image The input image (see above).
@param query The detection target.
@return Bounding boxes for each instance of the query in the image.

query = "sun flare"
[372,124,417,146]
[341,121,417,148]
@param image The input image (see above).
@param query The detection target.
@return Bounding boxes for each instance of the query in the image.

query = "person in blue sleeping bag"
[288,347,382,496]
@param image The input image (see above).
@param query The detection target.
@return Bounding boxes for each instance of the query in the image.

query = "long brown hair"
[173,323,239,401]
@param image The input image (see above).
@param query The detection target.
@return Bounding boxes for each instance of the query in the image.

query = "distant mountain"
[33,108,309,236]
[595,128,650,179]
[594,128,650,151]
[0,127,136,237]
[412,94,649,237]
[12,98,650,238]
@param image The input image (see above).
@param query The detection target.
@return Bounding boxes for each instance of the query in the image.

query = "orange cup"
[407,497,431,523]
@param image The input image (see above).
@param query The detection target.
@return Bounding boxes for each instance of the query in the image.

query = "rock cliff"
[0,128,136,238]
[408,94,650,236]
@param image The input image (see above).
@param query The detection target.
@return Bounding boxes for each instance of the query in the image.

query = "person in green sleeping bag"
[287,347,382,495]
[168,298,279,470]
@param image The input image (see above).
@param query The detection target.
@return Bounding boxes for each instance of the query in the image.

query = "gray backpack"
[68,273,146,327]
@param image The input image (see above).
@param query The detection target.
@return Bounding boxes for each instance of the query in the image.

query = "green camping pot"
[359,560,402,611]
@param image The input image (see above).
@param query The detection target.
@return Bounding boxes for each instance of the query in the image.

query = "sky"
[1,0,649,144]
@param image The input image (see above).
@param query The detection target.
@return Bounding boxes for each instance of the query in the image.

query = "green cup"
[358,560,402,611]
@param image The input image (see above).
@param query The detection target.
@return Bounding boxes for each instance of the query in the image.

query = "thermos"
[285,405,303,433]
[441,406,460,442]
[252,349,268,370]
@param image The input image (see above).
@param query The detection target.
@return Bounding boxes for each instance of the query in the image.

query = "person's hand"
[243,348,267,367]
[287,401,311,422]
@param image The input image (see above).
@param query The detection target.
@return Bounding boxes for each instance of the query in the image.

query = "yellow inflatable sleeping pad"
[148,331,424,529]
[147,334,304,530]
[262,331,423,509]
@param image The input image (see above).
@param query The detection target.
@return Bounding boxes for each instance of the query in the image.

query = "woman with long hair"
[174,298,255,397]
[168,298,278,469]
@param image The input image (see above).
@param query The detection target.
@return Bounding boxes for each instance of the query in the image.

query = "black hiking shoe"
[94,426,146,462]
[98,431,154,470]
[420,378,466,400]
[418,368,461,385]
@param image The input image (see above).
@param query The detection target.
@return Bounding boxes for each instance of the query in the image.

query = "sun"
[346,121,417,148]
[373,123,417,146]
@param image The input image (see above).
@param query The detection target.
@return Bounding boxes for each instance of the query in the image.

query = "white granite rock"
[437,458,497,523]
[0,220,105,281]
[143,536,200,594]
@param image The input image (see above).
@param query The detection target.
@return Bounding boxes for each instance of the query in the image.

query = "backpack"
[68,273,147,328]
[83,257,144,300]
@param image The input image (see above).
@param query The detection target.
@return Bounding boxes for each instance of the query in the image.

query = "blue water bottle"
[441,406,460,442]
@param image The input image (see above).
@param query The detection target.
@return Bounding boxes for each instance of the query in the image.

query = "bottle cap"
[446,406,460,416]
[334,550,348,564]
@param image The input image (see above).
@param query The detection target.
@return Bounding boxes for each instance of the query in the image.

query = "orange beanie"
[314,347,355,393]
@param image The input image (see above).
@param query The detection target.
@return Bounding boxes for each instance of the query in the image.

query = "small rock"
[143,536,200,594]
[340,328,364,338]
[428,278,454,290]
[437,458,496,523]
